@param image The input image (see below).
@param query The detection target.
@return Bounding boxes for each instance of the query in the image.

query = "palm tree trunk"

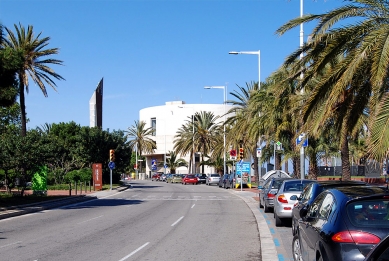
[340,128,352,181]
[19,77,27,137]
[251,147,259,183]
[308,154,318,180]
[201,154,205,174]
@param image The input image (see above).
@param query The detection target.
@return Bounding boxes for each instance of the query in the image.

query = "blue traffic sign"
[296,134,308,147]
[108,161,115,170]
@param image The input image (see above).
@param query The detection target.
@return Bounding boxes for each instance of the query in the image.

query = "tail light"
[277,195,288,203]
[267,193,275,198]
[332,231,380,244]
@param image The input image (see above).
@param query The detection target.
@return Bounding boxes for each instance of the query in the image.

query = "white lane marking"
[77,215,103,225]
[171,216,184,227]
[131,194,139,198]
[191,204,195,209]
[118,242,150,261]
[0,241,22,248]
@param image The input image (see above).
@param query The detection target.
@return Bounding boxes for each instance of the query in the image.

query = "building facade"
[139,101,234,176]
[89,78,103,128]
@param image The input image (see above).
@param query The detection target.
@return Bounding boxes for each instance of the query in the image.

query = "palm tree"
[3,23,64,136]
[276,0,385,179]
[226,82,261,181]
[125,120,156,158]
[164,151,187,174]
[174,111,222,174]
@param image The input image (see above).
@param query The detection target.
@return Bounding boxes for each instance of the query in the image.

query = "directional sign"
[108,161,115,170]
[236,162,250,174]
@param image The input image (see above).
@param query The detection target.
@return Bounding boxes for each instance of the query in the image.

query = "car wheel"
[264,202,271,213]
[292,235,302,261]
[274,211,283,227]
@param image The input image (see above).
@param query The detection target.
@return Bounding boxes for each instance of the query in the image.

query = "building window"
[151,118,156,136]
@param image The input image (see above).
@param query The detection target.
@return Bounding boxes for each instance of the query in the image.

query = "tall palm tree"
[174,111,222,174]
[3,23,64,136]
[276,0,385,179]
[125,120,156,158]
[226,82,261,180]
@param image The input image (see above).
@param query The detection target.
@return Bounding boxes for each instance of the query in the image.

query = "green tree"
[276,0,381,179]
[164,151,187,174]
[3,23,64,136]
[125,120,156,164]
[174,111,222,174]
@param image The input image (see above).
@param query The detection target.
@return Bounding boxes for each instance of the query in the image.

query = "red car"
[151,173,161,181]
[182,174,198,185]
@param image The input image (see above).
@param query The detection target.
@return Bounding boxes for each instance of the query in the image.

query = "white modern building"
[139,101,234,176]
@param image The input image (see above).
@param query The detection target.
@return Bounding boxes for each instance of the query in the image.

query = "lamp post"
[228,50,260,89]
[204,85,226,176]
[229,50,262,178]
[178,106,195,174]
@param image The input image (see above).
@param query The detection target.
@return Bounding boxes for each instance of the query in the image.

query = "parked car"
[364,234,389,261]
[170,174,183,184]
[206,174,220,186]
[293,185,389,261]
[225,173,235,189]
[292,180,367,235]
[273,179,315,227]
[258,177,291,213]
[160,173,168,182]
[151,173,161,181]
[166,174,173,183]
[182,174,198,185]
[195,174,207,184]
[219,174,229,188]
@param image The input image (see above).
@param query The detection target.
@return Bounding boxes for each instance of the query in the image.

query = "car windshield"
[347,199,389,228]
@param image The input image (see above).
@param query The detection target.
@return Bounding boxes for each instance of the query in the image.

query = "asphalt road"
[0,180,261,261]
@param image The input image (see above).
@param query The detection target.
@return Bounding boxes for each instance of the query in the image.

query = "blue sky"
[0,0,344,132]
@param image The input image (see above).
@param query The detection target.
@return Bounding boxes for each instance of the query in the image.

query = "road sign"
[230,149,236,157]
[275,141,282,150]
[108,161,115,170]
[236,162,250,174]
[256,148,261,157]
[296,133,308,147]
[164,164,168,169]
[230,156,237,160]
[151,159,157,171]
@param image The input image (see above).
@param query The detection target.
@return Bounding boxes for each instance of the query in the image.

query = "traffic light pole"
[110,169,112,190]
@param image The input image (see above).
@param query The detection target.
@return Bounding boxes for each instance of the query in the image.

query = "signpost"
[230,149,237,160]
[108,161,115,190]
[236,161,251,191]
[296,133,308,180]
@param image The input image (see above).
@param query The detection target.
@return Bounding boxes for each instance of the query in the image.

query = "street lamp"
[228,50,260,89]
[204,85,226,176]
[178,106,195,174]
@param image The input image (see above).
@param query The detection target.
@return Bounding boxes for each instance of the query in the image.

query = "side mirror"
[290,195,298,200]
[300,208,308,218]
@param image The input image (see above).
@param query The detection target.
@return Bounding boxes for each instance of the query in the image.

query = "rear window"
[186,175,195,178]
[272,180,285,189]
[347,199,389,228]
[284,180,312,192]
[211,174,219,177]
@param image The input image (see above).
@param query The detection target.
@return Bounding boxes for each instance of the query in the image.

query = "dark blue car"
[293,185,389,261]
[292,180,367,235]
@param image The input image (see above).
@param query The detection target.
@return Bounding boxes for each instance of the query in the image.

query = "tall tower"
[89,78,103,128]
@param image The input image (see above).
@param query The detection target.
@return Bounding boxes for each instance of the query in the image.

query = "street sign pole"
[110,169,112,190]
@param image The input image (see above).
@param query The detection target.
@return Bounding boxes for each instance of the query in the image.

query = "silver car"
[206,174,220,186]
[273,179,314,227]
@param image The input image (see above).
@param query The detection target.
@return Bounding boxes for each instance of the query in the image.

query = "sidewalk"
[0,185,130,220]
[230,187,278,261]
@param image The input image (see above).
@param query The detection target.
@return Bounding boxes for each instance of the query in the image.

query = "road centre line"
[118,242,150,261]
[171,216,184,226]
[0,241,22,248]
[77,215,103,224]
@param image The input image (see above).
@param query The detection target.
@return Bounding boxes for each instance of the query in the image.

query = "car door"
[299,192,326,261]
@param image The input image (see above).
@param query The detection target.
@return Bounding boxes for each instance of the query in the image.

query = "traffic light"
[109,149,115,162]
[239,147,244,160]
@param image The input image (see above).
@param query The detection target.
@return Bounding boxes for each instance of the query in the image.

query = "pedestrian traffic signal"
[109,149,115,162]
[239,147,244,160]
